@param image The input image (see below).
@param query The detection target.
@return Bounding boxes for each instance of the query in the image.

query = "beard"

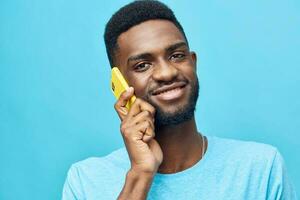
[145,77,199,128]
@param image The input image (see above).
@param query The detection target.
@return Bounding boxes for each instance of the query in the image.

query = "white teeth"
[158,87,180,95]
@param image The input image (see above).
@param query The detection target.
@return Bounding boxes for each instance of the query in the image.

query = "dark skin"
[114,19,207,199]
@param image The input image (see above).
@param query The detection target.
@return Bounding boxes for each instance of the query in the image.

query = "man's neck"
[155,117,204,174]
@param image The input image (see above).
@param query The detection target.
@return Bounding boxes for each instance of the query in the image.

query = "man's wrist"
[117,169,155,200]
[127,168,156,182]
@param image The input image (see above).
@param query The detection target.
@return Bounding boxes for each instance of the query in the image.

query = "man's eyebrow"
[165,42,188,53]
[127,53,152,65]
[126,42,188,65]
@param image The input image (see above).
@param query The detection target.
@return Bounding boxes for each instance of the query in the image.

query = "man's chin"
[153,103,195,128]
[146,77,199,128]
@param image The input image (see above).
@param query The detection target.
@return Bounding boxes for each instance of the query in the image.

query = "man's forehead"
[117,20,186,59]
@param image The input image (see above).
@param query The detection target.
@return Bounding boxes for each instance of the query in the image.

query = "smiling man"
[62,1,297,200]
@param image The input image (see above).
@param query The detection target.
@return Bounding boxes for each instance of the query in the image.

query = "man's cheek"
[133,89,151,104]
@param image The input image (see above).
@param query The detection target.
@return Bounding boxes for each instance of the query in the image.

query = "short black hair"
[104,0,188,67]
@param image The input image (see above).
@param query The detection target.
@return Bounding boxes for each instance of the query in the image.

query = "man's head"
[104,0,199,128]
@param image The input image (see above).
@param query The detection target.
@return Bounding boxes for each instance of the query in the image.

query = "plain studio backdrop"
[0,0,299,199]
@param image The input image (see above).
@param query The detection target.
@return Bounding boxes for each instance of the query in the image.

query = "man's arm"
[62,165,84,200]
[118,169,154,200]
[114,87,163,200]
[267,150,297,200]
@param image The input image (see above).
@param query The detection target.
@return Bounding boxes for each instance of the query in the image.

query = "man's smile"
[151,81,188,101]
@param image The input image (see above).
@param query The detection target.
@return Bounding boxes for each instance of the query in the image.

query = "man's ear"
[190,51,197,69]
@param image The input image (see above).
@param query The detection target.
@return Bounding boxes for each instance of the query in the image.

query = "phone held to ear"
[111,67,136,109]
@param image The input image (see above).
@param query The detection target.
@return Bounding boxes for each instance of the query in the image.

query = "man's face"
[115,20,199,127]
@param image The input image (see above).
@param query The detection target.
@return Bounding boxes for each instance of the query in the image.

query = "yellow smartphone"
[111,67,136,109]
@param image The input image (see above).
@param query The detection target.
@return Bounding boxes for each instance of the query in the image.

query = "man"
[62,1,297,199]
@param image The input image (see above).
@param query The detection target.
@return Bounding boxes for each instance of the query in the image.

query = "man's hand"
[114,87,163,199]
[115,87,163,174]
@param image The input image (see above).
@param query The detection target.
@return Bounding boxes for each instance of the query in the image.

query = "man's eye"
[134,62,151,72]
[170,53,186,61]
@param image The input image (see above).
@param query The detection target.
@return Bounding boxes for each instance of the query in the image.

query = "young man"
[62,1,297,199]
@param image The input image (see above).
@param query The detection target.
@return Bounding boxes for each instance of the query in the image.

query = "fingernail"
[127,87,133,92]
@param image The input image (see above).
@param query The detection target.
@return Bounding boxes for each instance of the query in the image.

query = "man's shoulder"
[211,136,278,152]
[209,136,279,164]
[70,147,129,173]
[63,148,129,199]
[205,136,297,199]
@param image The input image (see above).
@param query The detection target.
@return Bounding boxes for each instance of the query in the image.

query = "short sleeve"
[61,165,85,200]
[267,150,297,200]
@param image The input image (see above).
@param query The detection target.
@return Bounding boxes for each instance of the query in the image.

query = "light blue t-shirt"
[62,136,297,199]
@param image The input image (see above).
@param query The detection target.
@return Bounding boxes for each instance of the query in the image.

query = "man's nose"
[152,59,179,82]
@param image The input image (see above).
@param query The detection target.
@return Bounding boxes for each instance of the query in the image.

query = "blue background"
[1,0,299,199]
